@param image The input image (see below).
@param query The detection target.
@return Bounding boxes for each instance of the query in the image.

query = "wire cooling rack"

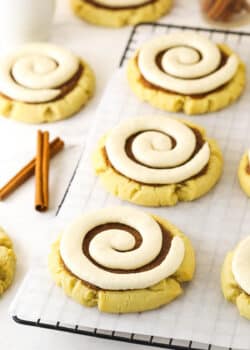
[11,23,250,350]
[119,22,250,67]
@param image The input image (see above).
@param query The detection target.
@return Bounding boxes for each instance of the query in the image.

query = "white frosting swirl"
[0,43,79,103]
[138,32,239,95]
[60,207,184,290]
[90,0,151,7]
[105,116,210,185]
[232,236,250,295]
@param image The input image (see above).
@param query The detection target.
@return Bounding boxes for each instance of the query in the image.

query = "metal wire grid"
[13,22,250,350]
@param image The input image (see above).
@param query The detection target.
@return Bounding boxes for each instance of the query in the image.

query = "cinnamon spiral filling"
[83,0,156,10]
[104,116,210,185]
[60,207,184,290]
[75,222,173,290]
[124,128,204,168]
[82,223,172,273]
[0,43,82,103]
[137,32,239,96]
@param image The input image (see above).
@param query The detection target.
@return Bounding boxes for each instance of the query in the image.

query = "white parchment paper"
[10,24,250,350]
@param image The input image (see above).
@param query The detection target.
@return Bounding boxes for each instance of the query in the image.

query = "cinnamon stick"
[0,137,64,201]
[202,0,248,21]
[35,131,50,212]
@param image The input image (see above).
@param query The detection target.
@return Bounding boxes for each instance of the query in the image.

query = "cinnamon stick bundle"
[0,137,64,201]
[35,131,50,212]
[202,0,249,21]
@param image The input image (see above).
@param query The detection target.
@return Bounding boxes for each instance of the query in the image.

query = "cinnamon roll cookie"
[238,150,250,197]
[0,43,95,123]
[0,227,16,297]
[70,0,172,28]
[49,207,195,313]
[221,236,250,320]
[127,32,245,115]
[93,116,223,207]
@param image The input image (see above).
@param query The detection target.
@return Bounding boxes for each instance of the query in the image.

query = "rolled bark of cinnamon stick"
[0,137,64,201]
[202,0,248,21]
[35,131,50,212]
[42,131,49,210]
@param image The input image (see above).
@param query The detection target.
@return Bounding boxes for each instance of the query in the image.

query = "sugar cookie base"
[127,45,245,115]
[70,0,172,27]
[48,215,195,314]
[0,227,16,297]
[221,250,250,320]
[238,152,250,197]
[0,60,95,124]
[92,120,223,207]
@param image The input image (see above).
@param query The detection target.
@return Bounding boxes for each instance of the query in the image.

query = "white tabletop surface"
[1,1,250,349]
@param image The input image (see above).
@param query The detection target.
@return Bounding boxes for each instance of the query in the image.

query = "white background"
[1,1,250,349]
